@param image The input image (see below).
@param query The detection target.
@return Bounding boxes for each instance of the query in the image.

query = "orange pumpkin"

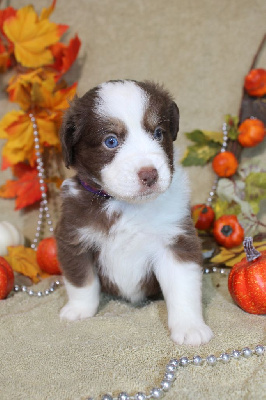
[191,204,215,230]
[212,151,238,178]
[213,215,244,249]
[238,118,265,147]
[244,68,266,97]
[228,237,266,314]
[36,237,61,275]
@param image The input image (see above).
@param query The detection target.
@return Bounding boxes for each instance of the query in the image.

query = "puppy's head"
[61,80,179,203]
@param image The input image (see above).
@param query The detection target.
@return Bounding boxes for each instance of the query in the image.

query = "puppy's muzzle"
[138,167,158,187]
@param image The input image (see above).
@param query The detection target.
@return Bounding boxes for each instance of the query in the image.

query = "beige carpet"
[0,0,266,399]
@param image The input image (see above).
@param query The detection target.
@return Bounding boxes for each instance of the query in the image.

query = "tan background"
[0,1,265,399]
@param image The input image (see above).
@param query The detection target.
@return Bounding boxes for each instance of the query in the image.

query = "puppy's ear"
[169,102,179,141]
[60,97,82,169]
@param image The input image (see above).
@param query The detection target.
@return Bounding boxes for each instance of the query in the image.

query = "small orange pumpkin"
[228,237,266,314]
[213,215,244,249]
[238,118,265,148]
[244,68,266,97]
[191,204,215,230]
[212,151,238,178]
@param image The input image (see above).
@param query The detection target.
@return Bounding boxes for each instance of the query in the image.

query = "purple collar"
[79,179,112,199]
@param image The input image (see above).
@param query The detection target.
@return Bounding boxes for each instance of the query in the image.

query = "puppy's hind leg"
[60,275,100,321]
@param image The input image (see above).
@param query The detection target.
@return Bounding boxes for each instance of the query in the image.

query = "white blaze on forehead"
[95,81,149,128]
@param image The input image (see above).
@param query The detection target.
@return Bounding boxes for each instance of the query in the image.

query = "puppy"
[55,80,213,345]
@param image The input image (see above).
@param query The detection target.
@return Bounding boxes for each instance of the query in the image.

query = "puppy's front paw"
[170,321,213,346]
[60,301,97,321]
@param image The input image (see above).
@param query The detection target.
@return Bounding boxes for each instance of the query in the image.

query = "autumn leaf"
[0,164,46,209]
[7,68,77,112]
[7,69,57,110]
[40,0,57,21]
[0,49,10,72]
[4,246,49,283]
[0,110,61,168]
[45,176,63,189]
[0,7,16,71]
[37,82,77,111]
[210,240,266,267]
[50,35,81,77]
[3,5,68,68]
[0,7,17,35]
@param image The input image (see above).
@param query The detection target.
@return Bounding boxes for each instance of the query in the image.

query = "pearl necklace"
[12,116,265,400]
[29,113,54,251]
[206,122,228,206]
[93,342,265,400]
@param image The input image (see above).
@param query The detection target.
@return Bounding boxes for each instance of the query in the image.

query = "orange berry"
[212,151,238,177]
[238,118,265,147]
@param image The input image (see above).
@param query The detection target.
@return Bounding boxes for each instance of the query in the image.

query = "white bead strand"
[28,113,54,250]
[206,122,229,206]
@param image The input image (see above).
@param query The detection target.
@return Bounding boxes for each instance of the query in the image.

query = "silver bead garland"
[206,122,228,205]
[29,112,54,250]
[86,344,265,400]
[12,119,265,400]
[84,344,266,400]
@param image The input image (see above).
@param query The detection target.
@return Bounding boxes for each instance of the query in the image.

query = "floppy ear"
[169,102,179,141]
[60,97,82,169]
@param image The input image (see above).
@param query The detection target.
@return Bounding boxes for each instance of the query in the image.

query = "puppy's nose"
[138,167,158,187]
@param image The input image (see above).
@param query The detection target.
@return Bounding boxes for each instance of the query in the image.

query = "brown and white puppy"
[55,80,213,345]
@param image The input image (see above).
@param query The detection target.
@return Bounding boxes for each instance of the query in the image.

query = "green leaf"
[185,130,209,145]
[202,130,224,144]
[245,172,266,202]
[225,114,239,140]
[181,144,219,166]
[213,198,241,219]
[182,129,221,166]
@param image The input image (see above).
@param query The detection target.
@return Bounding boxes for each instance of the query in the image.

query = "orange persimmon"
[191,204,215,230]
[212,151,238,178]
[244,68,266,97]
[238,118,265,148]
[213,215,244,249]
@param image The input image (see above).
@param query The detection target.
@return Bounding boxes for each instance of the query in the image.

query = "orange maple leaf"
[7,69,57,110]
[50,35,81,77]
[0,48,10,72]
[4,246,50,283]
[3,4,68,68]
[0,163,46,209]
[0,7,17,36]
[0,7,16,71]
[0,110,61,168]
[37,82,77,111]
[7,68,77,112]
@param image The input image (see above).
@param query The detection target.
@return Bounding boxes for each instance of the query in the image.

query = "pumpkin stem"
[243,237,261,262]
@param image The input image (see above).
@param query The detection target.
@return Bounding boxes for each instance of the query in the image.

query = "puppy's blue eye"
[153,127,163,141]
[104,136,119,148]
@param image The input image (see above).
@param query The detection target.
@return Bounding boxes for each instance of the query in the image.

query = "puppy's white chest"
[98,215,157,302]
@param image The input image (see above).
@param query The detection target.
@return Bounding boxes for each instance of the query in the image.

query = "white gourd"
[0,221,24,256]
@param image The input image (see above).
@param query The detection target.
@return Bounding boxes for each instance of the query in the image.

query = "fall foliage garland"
[0,1,80,209]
